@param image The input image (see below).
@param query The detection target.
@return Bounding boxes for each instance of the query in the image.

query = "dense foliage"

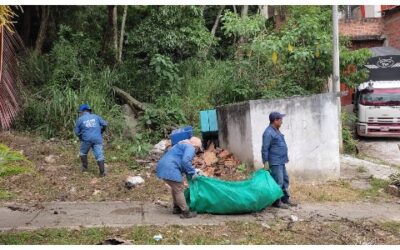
[13,5,370,147]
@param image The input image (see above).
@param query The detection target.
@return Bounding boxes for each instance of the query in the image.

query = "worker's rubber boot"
[80,155,88,172]
[283,200,298,207]
[97,160,106,177]
[172,206,183,214]
[180,210,197,219]
[273,200,289,209]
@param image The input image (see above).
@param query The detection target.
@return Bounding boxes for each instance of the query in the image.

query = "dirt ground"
[1,131,400,244]
[1,131,398,205]
[0,131,168,203]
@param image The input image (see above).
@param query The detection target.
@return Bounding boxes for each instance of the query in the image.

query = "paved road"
[1,201,399,231]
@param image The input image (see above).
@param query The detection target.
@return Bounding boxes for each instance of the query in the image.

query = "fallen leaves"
[192,143,246,180]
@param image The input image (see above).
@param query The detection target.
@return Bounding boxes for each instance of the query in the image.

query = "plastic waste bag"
[184,169,283,214]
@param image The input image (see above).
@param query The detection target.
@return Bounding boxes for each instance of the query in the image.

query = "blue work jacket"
[156,143,196,183]
[261,125,289,166]
[74,112,107,144]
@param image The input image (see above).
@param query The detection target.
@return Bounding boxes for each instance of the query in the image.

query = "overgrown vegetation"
[0,143,32,177]
[342,111,358,155]
[389,172,400,187]
[12,6,369,154]
[0,143,33,200]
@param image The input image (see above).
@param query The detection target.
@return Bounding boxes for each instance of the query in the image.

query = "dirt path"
[357,138,400,167]
[1,200,399,231]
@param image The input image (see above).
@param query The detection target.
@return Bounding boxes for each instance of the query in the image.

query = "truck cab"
[355,47,400,137]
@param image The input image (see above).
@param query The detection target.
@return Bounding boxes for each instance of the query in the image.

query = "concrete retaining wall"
[217,93,340,181]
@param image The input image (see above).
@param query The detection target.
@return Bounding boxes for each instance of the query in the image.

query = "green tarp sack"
[184,169,283,214]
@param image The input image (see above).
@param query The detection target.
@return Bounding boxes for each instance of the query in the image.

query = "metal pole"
[333,5,343,152]
[333,5,340,93]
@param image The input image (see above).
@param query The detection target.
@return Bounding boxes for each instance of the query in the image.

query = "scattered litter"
[155,200,169,208]
[92,190,101,196]
[386,185,400,197]
[153,234,163,241]
[98,238,133,245]
[69,187,77,193]
[125,176,145,189]
[7,206,29,212]
[261,223,271,229]
[44,155,56,164]
[152,140,171,154]
[222,233,229,237]
[290,215,299,222]
[60,176,67,181]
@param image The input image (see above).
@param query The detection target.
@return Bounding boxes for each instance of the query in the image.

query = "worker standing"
[261,112,297,209]
[156,137,203,218]
[74,104,108,177]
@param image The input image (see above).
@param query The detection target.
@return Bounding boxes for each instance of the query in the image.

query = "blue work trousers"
[270,164,290,203]
[79,141,104,161]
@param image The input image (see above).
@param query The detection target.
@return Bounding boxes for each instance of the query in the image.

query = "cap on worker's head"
[78,104,92,113]
[189,136,203,151]
[269,111,285,123]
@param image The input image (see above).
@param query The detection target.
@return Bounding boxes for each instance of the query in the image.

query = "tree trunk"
[211,5,225,36]
[108,5,118,62]
[21,6,32,47]
[34,5,50,54]
[232,5,237,14]
[236,5,249,60]
[118,5,128,63]
[241,5,249,18]
[112,86,146,113]
[259,5,269,19]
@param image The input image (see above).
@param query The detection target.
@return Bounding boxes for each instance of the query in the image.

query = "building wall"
[384,10,400,49]
[350,40,385,50]
[339,18,384,38]
[217,93,341,181]
[217,101,254,168]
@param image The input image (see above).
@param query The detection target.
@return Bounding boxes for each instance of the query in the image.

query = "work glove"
[264,162,270,171]
[195,169,204,176]
[192,169,204,180]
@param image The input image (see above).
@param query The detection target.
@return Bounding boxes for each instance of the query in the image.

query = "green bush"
[341,111,358,154]
[16,26,125,139]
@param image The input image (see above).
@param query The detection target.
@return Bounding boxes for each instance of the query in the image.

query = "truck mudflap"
[357,123,400,137]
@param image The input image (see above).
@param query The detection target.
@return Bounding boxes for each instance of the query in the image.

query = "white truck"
[354,47,400,137]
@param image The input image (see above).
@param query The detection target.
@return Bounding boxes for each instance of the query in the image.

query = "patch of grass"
[0,190,15,200]
[356,166,367,173]
[361,178,390,199]
[1,220,399,245]
[380,222,400,235]
[292,180,361,202]
[0,144,33,177]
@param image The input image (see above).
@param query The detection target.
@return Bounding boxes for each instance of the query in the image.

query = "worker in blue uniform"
[262,112,297,209]
[74,104,108,177]
[156,136,203,218]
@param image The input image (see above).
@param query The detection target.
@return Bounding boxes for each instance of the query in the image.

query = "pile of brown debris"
[144,140,248,181]
[193,143,247,180]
